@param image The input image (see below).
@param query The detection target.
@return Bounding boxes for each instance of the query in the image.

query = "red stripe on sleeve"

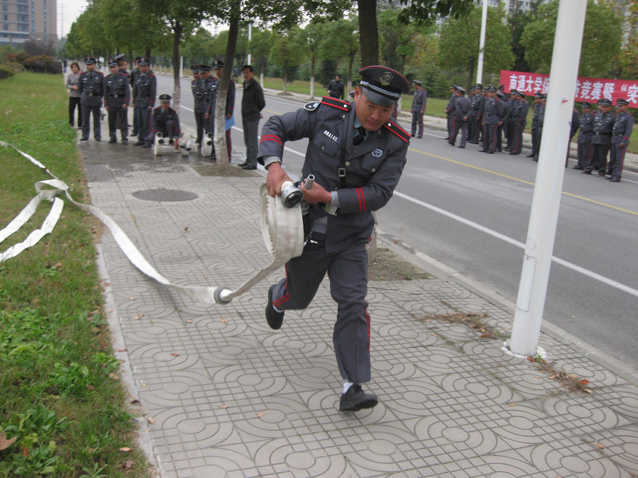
[358,188,367,211]
[260,135,283,146]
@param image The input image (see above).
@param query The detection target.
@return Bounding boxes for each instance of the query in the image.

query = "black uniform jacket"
[257,96,409,253]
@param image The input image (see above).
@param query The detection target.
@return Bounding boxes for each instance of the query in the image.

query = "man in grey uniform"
[103,59,130,144]
[480,87,504,154]
[509,90,528,155]
[449,86,470,148]
[259,66,411,412]
[582,98,615,176]
[608,98,633,182]
[410,79,426,138]
[132,57,157,147]
[78,57,104,142]
[444,84,457,140]
[574,102,595,170]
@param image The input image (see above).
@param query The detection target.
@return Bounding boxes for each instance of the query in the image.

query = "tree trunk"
[145,46,151,61]
[358,0,379,66]
[215,0,240,167]
[348,53,354,97]
[310,56,315,98]
[172,21,183,112]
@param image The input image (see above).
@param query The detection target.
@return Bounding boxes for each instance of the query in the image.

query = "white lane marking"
[393,190,638,299]
[181,105,193,112]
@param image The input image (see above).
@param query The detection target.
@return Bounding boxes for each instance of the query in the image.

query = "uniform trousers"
[509,120,525,154]
[531,128,542,159]
[132,106,139,135]
[482,124,498,153]
[271,239,371,384]
[69,97,82,127]
[136,107,152,145]
[449,118,467,147]
[81,104,101,140]
[446,114,454,138]
[609,139,627,180]
[194,112,206,145]
[496,124,504,152]
[586,143,610,173]
[107,104,128,141]
[577,141,592,169]
[242,119,260,167]
[411,111,424,138]
[470,116,481,143]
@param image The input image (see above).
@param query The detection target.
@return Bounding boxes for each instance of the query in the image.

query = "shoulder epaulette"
[304,101,320,111]
[384,119,410,143]
[320,96,351,112]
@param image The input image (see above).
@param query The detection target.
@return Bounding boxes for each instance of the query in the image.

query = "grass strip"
[0,72,151,478]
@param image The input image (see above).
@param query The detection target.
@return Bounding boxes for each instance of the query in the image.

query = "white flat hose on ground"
[0,141,305,305]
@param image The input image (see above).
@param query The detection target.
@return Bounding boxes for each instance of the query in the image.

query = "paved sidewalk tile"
[83,143,638,478]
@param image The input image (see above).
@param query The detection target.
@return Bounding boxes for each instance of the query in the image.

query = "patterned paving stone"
[85,155,638,478]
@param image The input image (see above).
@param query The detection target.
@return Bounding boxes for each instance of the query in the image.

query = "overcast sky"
[58,0,87,38]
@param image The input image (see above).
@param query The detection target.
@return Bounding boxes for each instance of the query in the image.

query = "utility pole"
[509,0,588,357]
[476,0,488,85]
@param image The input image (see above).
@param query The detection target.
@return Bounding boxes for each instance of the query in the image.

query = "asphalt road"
[156,74,638,373]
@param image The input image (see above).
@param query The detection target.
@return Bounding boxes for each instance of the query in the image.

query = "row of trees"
[61,0,636,162]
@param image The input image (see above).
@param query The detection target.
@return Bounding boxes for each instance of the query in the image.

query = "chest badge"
[323,130,338,142]
[371,148,383,158]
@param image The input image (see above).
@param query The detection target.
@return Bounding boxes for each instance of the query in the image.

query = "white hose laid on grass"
[0,141,304,305]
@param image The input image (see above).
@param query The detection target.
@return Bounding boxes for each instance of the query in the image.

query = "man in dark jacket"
[327,74,345,99]
[582,98,615,176]
[444,85,457,140]
[574,102,595,170]
[239,65,266,170]
[449,86,470,148]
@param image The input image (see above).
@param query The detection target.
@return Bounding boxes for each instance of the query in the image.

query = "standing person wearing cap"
[582,98,615,176]
[528,92,544,161]
[115,54,129,78]
[146,94,181,149]
[258,66,411,413]
[495,89,508,152]
[565,107,580,166]
[206,60,235,159]
[449,86,470,148]
[78,57,105,142]
[480,87,504,154]
[103,59,131,144]
[444,85,457,140]
[239,64,266,170]
[607,99,633,182]
[509,91,528,156]
[410,80,426,139]
[191,65,209,148]
[467,84,482,144]
[327,74,345,100]
[132,58,157,147]
[574,102,595,170]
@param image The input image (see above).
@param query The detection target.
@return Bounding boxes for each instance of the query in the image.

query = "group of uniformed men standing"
[409,81,633,183]
[78,55,183,149]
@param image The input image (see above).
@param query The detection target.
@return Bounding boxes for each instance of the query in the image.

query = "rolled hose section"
[211,184,305,303]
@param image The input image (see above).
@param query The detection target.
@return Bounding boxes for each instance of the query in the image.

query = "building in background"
[1,0,57,47]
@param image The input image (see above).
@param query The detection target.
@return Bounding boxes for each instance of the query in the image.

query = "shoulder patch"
[384,120,410,143]
[304,101,320,111]
[320,96,351,112]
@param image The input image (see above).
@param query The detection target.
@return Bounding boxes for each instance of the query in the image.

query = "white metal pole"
[247,23,252,65]
[476,0,488,85]
[509,0,588,356]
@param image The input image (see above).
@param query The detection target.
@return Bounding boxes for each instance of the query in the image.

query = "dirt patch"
[415,310,506,339]
[368,247,432,281]
[532,358,594,394]
[192,164,260,177]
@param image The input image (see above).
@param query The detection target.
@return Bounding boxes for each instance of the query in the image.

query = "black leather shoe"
[479,149,488,153]
[80,138,89,141]
[122,139,128,145]
[572,165,583,170]
[265,285,284,330]
[134,141,144,146]
[581,170,591,175]
[241,164,257,170]
[142,143,151,148]
[108,138,117,144]
[237,162,248,167]
[526,154,535,158]
[609,177,620,182]
[339,385,378,412]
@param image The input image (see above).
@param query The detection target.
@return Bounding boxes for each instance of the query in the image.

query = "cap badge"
[380,71,393,86]
[371,148,383,158]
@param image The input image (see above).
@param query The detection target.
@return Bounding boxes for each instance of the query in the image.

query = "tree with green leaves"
[521,0,622,77]
[438,4,514,90]
[270,27,307,92]
[378,9,418,73]
[249,27,272,84]
[303,23,326,98]
[182,28,213,65]
[319,18,359,95]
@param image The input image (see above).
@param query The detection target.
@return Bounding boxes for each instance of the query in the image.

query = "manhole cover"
[132,188,198,202]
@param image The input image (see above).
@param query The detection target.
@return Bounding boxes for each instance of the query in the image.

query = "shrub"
[3,62,24,73]
[0,64,14,80]
[23,55,61,74]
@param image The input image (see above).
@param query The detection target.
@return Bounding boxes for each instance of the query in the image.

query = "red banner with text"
[500,70,638,108]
